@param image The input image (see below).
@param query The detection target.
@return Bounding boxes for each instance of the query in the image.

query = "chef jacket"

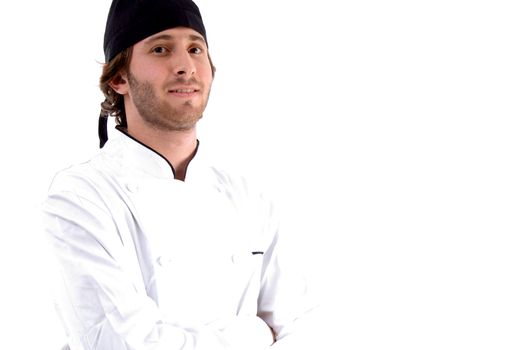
[42,129,318,350]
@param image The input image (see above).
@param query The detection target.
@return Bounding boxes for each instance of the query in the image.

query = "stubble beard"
[127,71,210,132]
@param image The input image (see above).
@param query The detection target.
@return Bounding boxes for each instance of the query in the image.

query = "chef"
[43,0,319,349]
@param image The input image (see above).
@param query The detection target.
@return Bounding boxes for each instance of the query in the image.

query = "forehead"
[139,27,206,45]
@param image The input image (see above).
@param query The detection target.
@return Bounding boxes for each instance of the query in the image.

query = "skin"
[110,27,214,180]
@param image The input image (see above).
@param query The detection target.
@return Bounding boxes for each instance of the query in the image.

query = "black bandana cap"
[99,0,208,148]
[103,0,207,63]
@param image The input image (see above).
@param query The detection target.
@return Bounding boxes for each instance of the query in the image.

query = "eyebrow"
[144,33,206,45]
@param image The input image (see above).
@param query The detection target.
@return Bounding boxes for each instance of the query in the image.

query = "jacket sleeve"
[43,184,268,350]
[255,200,322,349]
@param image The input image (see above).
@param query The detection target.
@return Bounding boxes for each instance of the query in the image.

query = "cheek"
[129,60,163,83]
[198,62,214,83]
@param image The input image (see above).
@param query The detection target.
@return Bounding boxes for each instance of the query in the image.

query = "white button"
[231,253,250,264]
[126,183,139,193]
[157,256,174,266]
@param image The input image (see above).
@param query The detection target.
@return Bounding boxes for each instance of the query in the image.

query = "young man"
[43,1,318,349]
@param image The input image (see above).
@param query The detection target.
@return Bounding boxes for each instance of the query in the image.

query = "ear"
[108,72,129,95]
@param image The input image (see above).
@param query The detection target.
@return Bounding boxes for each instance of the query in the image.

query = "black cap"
[99,0,208,148]
[103,0,207,63]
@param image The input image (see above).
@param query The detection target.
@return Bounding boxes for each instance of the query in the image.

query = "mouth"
[171,88,198,93]
[167,87,200,99]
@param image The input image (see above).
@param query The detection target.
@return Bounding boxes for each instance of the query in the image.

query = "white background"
[0,0,525,349]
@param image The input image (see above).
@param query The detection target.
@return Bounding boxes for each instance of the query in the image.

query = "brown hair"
[99,48,216,126]
[99,47,133,126]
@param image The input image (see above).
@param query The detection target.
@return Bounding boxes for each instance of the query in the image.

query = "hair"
[99,47,133,126]
[99,47,216,126]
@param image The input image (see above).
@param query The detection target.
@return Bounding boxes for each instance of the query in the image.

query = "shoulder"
[47,135,129,197]
[47,153,105,194]
[44,147,123,217]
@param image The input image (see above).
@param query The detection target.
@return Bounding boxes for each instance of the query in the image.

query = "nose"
[172,51,196,77]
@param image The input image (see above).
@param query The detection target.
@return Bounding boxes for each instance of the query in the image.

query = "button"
[157,256,174,266]
[231,253,250,264]
[126,183,139,193]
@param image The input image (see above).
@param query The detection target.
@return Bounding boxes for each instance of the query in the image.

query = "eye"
[189,46,203,55]
[152,46,169,55]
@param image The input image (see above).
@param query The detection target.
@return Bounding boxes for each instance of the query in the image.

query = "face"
[117,27,213,132]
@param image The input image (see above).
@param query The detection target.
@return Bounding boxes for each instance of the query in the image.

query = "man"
[43,0,318,349]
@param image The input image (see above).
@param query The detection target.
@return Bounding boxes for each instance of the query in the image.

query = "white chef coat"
[43,129,318,350]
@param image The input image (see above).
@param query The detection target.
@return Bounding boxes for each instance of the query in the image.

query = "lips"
[167,82,200,91]
[166,86,199,99]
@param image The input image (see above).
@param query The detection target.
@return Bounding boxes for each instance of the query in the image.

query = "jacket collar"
[103,127,202,181]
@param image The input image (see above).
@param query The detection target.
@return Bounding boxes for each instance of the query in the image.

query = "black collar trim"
[115,126,200,180]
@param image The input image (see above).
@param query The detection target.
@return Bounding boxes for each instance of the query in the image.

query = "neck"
[126,124,198,181]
